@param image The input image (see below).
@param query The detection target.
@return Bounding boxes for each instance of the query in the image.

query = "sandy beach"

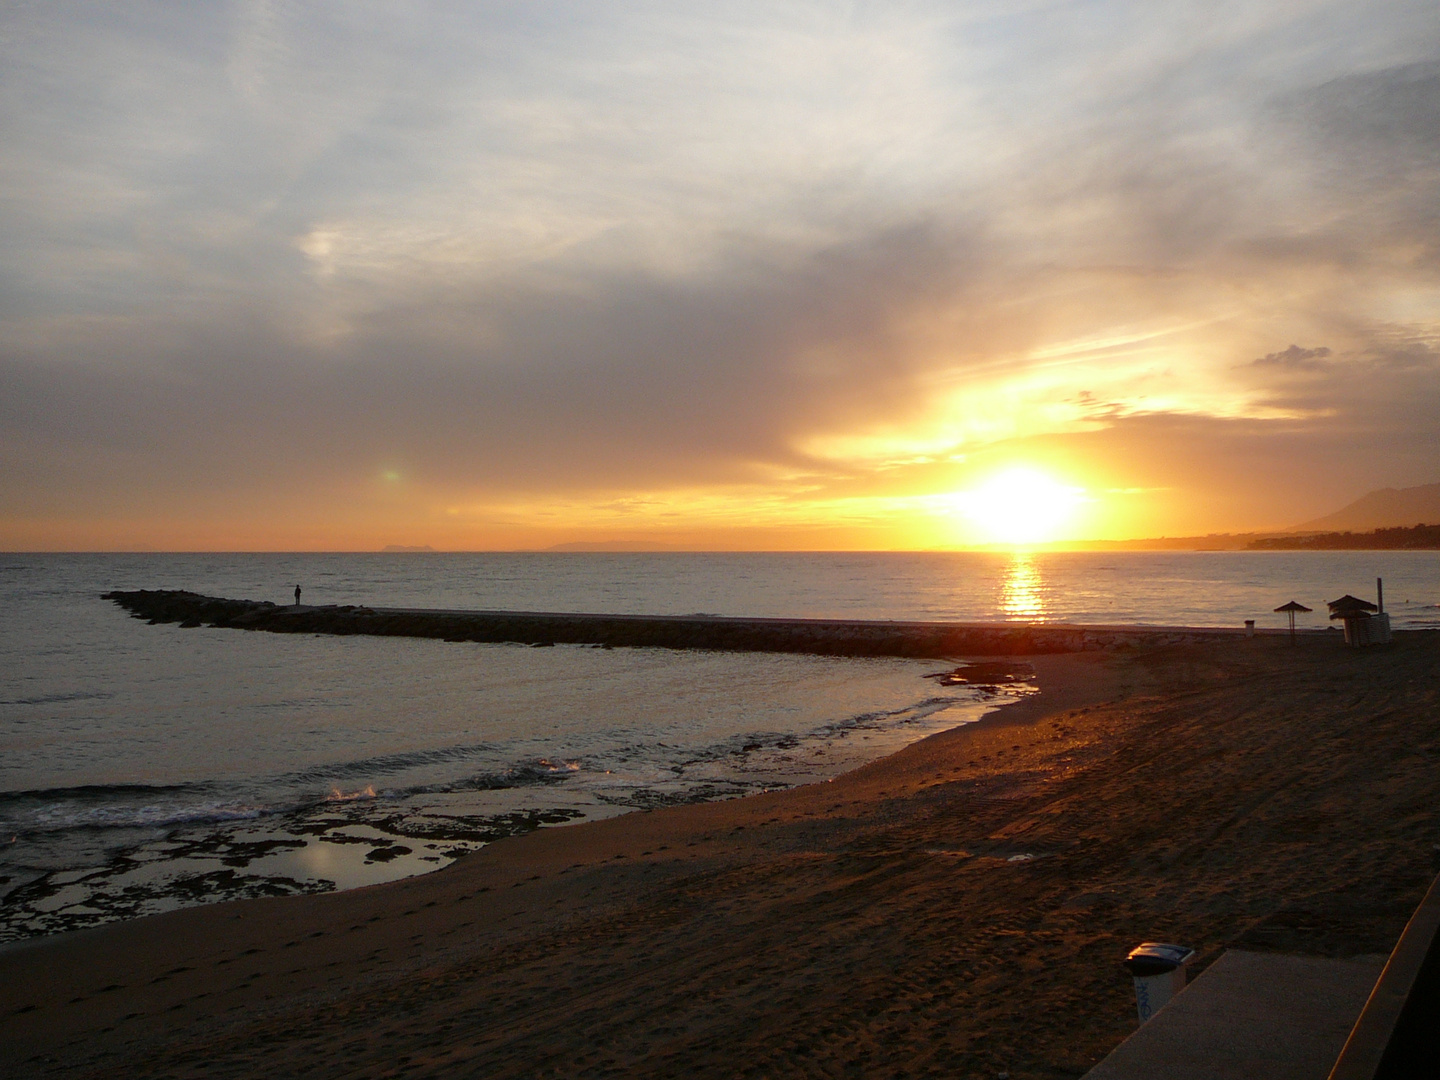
[4,631,1438,1079]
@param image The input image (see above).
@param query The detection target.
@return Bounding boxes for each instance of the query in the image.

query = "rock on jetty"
[103,590,1266,658]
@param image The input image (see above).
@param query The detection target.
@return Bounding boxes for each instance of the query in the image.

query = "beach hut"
[1327,592,1390,647]
[1273,600,1311,643]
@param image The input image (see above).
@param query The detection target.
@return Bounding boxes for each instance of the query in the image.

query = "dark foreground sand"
[4,633,1438,1079]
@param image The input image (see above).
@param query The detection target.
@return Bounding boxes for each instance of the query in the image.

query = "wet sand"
[4,632,1438,1079]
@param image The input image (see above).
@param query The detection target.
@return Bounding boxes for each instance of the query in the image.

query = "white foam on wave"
[10,802,267,832]
[325,785,377,803]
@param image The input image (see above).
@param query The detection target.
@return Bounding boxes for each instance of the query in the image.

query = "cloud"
[1368,340,1439,369]
[2,3,1439,546]
[1251,345,1332,368]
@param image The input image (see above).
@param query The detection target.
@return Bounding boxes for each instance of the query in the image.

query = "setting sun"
[958,468,1085,546]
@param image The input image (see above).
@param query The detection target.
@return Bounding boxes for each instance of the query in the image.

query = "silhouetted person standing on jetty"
[294,584,302,606]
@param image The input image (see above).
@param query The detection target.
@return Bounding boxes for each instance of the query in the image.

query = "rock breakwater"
[103,589,1266,657]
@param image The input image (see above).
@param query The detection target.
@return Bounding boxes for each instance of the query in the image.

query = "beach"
[4,630,1438,1079]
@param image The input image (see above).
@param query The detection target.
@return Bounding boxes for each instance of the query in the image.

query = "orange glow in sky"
[0,6,1435,552]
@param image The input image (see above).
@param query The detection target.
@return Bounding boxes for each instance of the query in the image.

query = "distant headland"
[1248,523,1440,550]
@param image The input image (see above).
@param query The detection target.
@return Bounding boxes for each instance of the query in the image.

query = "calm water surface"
[2,550,1436,940]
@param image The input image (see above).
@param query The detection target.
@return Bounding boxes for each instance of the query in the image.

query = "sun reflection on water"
[1000,553,1046,620]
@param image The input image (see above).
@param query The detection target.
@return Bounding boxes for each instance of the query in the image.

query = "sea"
[2,550,1437,942]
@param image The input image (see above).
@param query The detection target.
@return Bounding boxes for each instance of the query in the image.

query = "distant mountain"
[381,544,436,552]
[1293,483,1440,532]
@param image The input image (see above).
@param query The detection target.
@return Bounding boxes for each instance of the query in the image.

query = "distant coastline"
[1036,523,1440,552]
[545,540,685,552]
[1247,523,1440,551]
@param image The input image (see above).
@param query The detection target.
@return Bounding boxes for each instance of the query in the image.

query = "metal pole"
[1377,577,1384,614]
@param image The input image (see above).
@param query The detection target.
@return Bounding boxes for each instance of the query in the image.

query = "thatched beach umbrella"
[1328,595,1378,618]
[1274,600,1312,643]
[1328,594,1380,648]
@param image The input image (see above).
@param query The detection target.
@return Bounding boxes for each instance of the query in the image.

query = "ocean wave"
[0,689,999,842]
[396,758,583,796]
[0,781,203,804]
[277,742,504,785]
[1,799,268,834]
[802,693,989,738]
[325,785,377,802]
[0,781,280,835]
[0,690,113,706]
[0,754,591,839]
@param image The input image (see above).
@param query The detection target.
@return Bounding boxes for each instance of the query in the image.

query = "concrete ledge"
[1329,873,1440,1079]
[1086,950,1386,1080]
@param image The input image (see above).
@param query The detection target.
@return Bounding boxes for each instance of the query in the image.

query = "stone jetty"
[103,589,1274,657]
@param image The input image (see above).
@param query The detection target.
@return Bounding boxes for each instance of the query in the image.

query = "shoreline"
[0,653,1023,944]
[0,668,1033,960]
[5,632,1438,1078]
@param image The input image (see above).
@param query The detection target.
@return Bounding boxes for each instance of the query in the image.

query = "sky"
[2,1,1438,551]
